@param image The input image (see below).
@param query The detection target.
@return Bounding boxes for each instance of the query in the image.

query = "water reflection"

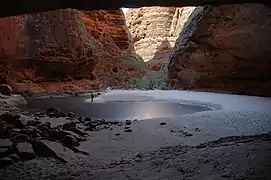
[21,96,212,121]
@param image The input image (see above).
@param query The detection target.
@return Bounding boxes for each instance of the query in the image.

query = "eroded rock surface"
[0,9,141,93]
[168,4,271,96]
[126,7,195,67]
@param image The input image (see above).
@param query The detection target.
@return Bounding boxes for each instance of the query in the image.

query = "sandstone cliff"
[0,9,140,92]
[168,4,271,96]
[126,7,195,69]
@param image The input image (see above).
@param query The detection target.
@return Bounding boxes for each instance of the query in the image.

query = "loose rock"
[62,122,76,131]
[0,148,9,158]
[0,122,8,137]
[61,130,84,141]
[33,140,75,162]
[125,129,132,133]
[46,108,62,118]
[27,120,42,127]
[160,122,167,125]
[61,135,79,147]
[0,139,13,148]
[0,112,25,128]
[16,142,36,160]
[221,171,232,178]
[125,120,132,125]
[11,134,29,143]
[0,84,12,96]
[67,112,76,118]
[78,117,83,123]
[84,117,92,122]
[103,125,110,129]
[36,122,51,131]
[0,157,13,167]
[8,154,20,162]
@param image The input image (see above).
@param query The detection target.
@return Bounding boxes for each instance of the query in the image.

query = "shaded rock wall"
[168,4,271,96]
[0,9,138,92]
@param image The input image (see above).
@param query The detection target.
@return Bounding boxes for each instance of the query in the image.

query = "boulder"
[61,135,79,147]
[84,117,92,122]
[0,139,13,148]
[0,148,9,158]
[78,117,83,122]
[62,122,76,131]
[11,135,30,143]
[33,140,76,162]
[36,122,52,138]
[46,108,63,118]
[0,121,8,137]
[84,122,97,130]
[67,112,76,118]
[22,126,42,138]
[62,130,84,141]
[0,84,12,96]
[46,108,57,116]
[0,112,25,128]
[8,154,20,162]
[16,142,36,160]
[0,157,13,167]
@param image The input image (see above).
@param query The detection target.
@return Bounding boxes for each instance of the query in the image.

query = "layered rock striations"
[168,4,271,96]
[0,9,139,92]
[126,7,195,69]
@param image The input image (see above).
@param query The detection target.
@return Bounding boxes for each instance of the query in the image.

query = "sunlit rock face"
[168,4,271,96]
[126,7,195,71]
[0,9,140,92]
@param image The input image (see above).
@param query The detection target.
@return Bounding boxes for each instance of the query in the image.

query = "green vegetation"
[123,52,168,90]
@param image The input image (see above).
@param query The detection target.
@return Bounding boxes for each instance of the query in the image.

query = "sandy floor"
[1,90,271,179]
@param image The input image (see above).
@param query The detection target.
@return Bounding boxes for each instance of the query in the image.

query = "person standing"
[91,92,94,102]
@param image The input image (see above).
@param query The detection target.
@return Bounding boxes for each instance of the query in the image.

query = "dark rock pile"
[0,108,127,168]
[0,84,12,96]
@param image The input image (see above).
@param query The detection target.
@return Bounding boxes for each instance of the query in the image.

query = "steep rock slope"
[0,9,138,92]
[168,4,271,96]
[126,7,195,69]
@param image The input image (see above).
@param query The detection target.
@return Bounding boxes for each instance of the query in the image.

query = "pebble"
[125,120,132,125]
[125,129,132,133]
[68,112,76,118]
[160,122,167,125]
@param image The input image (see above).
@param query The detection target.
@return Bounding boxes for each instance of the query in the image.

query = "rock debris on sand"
[0,101,134,168]
[0,134,270,179]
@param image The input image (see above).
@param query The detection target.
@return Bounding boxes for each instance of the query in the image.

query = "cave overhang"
[1,0,270,17]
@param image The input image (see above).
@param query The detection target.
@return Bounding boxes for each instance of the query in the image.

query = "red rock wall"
[0,9,136,92]
[168,4,271,96]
